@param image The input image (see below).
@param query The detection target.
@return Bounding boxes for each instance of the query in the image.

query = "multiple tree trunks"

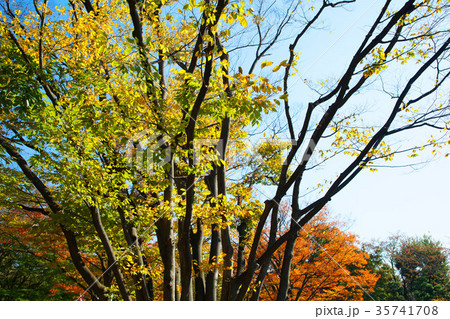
[0,0,449,300]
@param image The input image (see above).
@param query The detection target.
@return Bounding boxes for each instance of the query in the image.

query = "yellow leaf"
[261,61,273,68]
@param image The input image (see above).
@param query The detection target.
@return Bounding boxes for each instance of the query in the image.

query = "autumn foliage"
[258,209,378,301]
[0,209,84,300]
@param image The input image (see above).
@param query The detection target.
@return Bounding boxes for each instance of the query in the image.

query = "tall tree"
[364,235,450,301]
[363,242,404,301]
[0,0,449,300]
[395,236,450,300]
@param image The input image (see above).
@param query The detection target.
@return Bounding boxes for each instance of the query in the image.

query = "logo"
[125,130,171,174]
[125,129,318,174]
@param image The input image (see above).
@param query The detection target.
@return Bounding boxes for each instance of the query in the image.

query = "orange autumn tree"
[259,208,378,301]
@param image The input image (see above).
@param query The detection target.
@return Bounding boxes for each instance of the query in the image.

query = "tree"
[0,208,85,300]
[364,235,450,301]
[0,0,449,300]
[363,243,404,301]
[258,209,379,301]
[395,236,450,300]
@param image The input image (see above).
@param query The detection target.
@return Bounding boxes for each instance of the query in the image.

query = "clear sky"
[329,156,450,247]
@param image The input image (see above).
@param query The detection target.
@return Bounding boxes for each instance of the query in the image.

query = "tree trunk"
[118,206,152,300]
[250,262,270,301]
[205,224,220,300]
[236,220,247,277]
[178,217,193,300]
[98,254,114,288]
[155,159,176,300]
[60,225,107,300]
[252,203,280,300]
[175,262,181,301]
[191,218,206,300]
[130,226,153,300]
[235,201,275,300]
[220,224,233,301]
[156,217,176,300]
[217,117,234,300]
[89,203,131,301]
[277,232,298,300]
[204,168,220,300]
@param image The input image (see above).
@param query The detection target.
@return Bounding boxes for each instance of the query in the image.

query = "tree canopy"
[0,0,449,300]
[364,235,450,301]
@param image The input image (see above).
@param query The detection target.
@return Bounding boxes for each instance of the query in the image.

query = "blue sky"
[330,156,450,247]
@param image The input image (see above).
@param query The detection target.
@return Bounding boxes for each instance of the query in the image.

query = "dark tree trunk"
[130,226,153,300]
[191,218,206,300]
[236,220,247,277]
[250,262,271,301]
[205,224,220,300]
[175,262,181,301]
[61,225,107,300]
[205,169,220,300]
[217,117,234,301]
[156,217,176,300]
[277,233,298,300]
[178,217,193,300]
[155,159,176,300]
[89,203,131,301]
[98,254,114,288]
[250,203,280,301]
